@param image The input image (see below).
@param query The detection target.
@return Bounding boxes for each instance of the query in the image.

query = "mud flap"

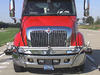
[43,59,54,70]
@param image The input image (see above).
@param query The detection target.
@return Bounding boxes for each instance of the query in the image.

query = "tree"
[86,16,94,25]
[82,17,86,23]
[95,16,100,25]
[0,21,9,28]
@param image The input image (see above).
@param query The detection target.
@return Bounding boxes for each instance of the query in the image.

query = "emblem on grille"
[45,28,51,34]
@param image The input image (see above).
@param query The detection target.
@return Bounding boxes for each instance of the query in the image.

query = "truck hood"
[22,16,76,29]
[21,16,76,46]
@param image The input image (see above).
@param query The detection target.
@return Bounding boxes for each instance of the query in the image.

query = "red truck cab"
[9,0,90,72]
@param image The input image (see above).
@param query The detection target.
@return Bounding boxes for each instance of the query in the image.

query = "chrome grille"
[49,31,67,47]
[30,30,67,47]
[30,31,48,47]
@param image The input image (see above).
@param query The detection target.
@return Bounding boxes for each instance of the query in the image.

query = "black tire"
[74,64,85,72]
[13,63,26,72]
[4,49,12,55]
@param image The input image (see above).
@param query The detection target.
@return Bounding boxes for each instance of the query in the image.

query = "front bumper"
[13,53,86,69]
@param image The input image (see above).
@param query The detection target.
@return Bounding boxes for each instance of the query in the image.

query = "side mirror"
[84,0,90,17]
[9,0,16,23]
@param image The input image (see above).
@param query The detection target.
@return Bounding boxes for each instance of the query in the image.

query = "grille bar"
[49,31,67,47]
[30,31,48,47]
[30,30,67,47]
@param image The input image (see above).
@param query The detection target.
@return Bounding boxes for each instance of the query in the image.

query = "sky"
[0,0,100,23]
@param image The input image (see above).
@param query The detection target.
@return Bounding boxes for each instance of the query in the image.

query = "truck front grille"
[30,30,67,47]
[49,31,67,47]
[30,31,48,47]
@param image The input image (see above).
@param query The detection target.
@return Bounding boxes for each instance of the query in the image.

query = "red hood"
[22,16,76,29]
[21,16,76,46]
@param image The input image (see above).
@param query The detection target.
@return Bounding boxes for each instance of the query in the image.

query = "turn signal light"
[64,59,70,63]
[28,58,34,63]
[13,49,17,53]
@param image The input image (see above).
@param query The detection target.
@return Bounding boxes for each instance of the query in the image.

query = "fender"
[71,32,85,46]
[13,32,24,46]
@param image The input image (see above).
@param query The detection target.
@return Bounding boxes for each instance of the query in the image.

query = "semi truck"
[7,0,90,72]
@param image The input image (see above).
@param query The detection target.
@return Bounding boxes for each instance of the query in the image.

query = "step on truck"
[7,0,90,72]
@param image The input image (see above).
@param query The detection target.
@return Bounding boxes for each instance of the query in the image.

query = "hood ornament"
[45,28,51,34]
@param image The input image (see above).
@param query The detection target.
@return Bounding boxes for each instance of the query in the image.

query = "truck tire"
[74,64,85,72]
[13,63,26,72]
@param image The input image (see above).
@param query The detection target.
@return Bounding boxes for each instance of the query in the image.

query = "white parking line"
[0,62,10,65]
[0,52,3,54]
[0,53,5,58]
[0,66,7,69]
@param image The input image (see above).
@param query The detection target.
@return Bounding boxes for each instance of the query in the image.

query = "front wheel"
[13,63,26,72]
[74,64,85,72]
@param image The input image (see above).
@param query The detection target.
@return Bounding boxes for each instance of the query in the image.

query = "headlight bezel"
[18,48,32,54]
[66,47,82,54]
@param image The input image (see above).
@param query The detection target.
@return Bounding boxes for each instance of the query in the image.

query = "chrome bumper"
[13,53,86,68]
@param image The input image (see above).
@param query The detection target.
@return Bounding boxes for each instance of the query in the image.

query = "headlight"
[24,50,32,54]
[53,59,60,65]
[18,48,32,54]
[18,48,24,53]
[64,59,70,63]
[66,50,73,54]
[37,59,44,65]
[66,50,77,54]
[66,47,81,54]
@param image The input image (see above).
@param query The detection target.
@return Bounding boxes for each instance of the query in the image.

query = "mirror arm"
[12,17,16,23]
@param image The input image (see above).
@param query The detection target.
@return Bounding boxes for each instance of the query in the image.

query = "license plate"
[44,65,54,70]
[44,59,54,70]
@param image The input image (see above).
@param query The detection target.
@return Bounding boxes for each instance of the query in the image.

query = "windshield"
[23,0,76,16]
